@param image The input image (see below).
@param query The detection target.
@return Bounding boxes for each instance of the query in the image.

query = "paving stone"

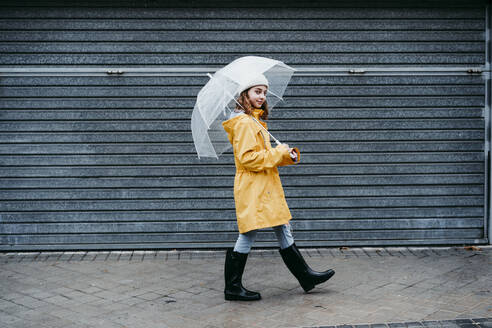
[66,252,86,261]
[115,251,131,261]
[142,251,158,260]
[0,312,23,325]
[93,252,111,261]
[91,290,130,302]
[337,324,355,328]
[17,253,40,262]
[10,295,47,309]
[421,320,443,328]
[80,252,98,261]
[78,285,103,294]
[7,309,65,327]
[388,323,407,328]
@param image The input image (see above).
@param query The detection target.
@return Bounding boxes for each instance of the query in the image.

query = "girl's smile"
[247,85,267,108]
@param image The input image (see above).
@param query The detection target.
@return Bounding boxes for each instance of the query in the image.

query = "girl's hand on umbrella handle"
[289,148,298,161]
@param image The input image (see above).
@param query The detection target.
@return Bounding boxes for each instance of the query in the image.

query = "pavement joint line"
[66,252,75,262]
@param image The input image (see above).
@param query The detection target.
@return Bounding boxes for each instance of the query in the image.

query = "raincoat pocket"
[257,187,272,213]
[257,173,284,213]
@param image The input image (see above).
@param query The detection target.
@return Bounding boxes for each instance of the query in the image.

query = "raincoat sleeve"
[278,147,301,167]
[234,119,293,172]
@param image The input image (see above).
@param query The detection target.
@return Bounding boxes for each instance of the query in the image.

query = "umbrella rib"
[267,89,283,101]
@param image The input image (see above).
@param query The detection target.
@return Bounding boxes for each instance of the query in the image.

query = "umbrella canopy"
[191,56,296,158]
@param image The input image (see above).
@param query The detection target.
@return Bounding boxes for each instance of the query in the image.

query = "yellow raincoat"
[222,109,301,233]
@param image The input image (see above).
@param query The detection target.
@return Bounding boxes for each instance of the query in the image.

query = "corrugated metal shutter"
[0,0,489,250]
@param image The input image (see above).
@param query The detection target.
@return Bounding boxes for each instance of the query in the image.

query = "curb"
[1,246,490,263]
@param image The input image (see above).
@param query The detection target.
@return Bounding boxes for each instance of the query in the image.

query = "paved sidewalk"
[0,246,491,328]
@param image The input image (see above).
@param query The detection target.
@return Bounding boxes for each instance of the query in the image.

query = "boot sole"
[301,270,335,293]
[224,293,261,301]
[301,283,315,293]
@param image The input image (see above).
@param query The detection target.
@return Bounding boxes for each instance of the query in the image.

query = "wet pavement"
[0,246,491,328]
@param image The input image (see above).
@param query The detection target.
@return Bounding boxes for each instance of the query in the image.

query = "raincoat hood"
[223,109,264,135]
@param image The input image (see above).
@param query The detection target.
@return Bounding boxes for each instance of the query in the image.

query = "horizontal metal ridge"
[0,66,489,76]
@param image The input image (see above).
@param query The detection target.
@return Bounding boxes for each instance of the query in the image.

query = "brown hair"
[235,88,269,120]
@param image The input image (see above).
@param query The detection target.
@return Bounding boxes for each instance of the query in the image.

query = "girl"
[221,74,335,301]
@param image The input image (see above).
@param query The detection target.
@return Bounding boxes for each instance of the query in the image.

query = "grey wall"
[0,0,489,250]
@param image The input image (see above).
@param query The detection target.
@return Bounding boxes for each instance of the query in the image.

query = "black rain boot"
[279,243,335,292]
[224,248,261,301]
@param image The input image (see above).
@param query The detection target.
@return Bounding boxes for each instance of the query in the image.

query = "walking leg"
[224,230,261,301]
[275,224,335,292]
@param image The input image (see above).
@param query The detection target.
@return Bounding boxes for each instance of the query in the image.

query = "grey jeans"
[233,223,294,253]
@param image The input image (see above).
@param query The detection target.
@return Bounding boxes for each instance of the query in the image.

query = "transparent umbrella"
[191,56,296,158]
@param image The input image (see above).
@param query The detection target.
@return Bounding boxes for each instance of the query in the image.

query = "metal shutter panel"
[0,0,489,250]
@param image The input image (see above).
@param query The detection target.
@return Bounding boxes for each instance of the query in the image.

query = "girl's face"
[247,85,267,108]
